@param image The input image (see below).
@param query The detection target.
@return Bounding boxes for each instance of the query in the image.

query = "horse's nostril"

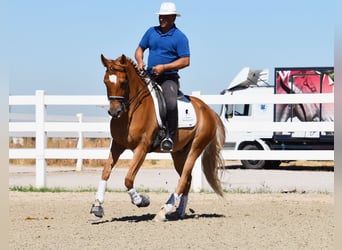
[108,109,122,118]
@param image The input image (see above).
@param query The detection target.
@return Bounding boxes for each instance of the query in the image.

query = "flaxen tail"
[201,113,226,196]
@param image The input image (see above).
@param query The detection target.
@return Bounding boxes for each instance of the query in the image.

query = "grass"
[9,185,277,194]
[223,182,273,194]
[9,185,170,193]
[9,185,332,194]
[223,187,271,194]
[9,185,96,193]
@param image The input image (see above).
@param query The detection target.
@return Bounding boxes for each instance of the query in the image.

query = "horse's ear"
[120,54,126,65]
[101,54,108,67]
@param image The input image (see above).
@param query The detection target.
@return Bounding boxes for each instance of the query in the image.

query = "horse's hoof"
[153,208,167,222]
[167,211,184,220]
[136,194,150,208]
[90,204,104,218]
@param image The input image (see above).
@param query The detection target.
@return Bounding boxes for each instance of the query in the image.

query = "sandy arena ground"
[9,191,334,249]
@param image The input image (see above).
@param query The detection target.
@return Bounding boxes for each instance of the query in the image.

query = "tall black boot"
[160,108,178,152]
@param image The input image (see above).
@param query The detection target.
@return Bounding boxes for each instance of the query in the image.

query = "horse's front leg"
[90,143,124,218]
[125,147,150,208]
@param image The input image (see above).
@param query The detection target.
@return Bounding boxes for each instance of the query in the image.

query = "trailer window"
[225,104,250,118]
[225,104,233,118]
[234,104,250,116]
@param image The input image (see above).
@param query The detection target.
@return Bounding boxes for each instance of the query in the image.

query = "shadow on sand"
[91,212,225,225]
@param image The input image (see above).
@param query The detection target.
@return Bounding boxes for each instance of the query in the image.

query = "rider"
[135,2,190,152]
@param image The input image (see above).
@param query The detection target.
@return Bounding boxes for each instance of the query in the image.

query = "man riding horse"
[90,2,225,222]
[135,2,190,152]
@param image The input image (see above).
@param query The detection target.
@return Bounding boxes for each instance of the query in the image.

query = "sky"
[7,0,335,116]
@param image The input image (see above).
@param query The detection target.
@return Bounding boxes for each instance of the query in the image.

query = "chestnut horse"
[90,54,225,221]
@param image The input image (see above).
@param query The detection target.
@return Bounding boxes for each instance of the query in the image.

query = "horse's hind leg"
[173,148,192,218]
[154,146,193,221]
[90,142,124,218]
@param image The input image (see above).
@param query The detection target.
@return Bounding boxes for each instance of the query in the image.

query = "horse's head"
[101,54,130,118]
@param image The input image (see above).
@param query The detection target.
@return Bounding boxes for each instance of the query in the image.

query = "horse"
[90,54,226,221]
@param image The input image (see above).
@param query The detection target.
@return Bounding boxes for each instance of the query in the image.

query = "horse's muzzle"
[108,102,126,118]
[107,96,126,118]
[108,107,123,118]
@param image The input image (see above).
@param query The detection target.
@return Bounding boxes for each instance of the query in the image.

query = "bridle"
[106,63,150,115]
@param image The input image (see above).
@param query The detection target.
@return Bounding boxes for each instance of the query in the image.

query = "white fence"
[9,90,334,188]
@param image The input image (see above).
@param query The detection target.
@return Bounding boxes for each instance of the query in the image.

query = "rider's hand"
[152,64,165,76]
[137,62,145,71]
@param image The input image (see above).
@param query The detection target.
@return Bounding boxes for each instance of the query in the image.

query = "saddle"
[142,72,197,151]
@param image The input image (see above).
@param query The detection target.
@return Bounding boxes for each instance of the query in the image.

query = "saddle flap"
[149,82,196,128]
[177,95,197,128]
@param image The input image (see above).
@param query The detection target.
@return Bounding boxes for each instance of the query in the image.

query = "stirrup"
[160,137,173,152]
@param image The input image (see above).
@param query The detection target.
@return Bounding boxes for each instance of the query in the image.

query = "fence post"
[191,91,203,192]
[35,90,47,188]
[191,157,203,192]
[76,113,83,171]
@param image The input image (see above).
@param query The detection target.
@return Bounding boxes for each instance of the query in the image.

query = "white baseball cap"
[155,2,181,16]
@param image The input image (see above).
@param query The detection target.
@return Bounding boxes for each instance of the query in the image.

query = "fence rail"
[9,90,334,188]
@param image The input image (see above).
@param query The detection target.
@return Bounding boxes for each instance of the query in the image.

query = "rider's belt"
[155,74,180,85]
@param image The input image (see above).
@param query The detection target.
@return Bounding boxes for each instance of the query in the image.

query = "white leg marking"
[128,188,142,205]
[95,180,107,204]
[164,193,180,215]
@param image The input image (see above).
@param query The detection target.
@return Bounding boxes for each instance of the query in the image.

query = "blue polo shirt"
[139,25,190,75]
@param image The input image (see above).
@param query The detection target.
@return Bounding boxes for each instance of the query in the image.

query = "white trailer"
[219,67,334,169]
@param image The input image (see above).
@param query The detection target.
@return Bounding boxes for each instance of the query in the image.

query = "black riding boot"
[161,108,178,152]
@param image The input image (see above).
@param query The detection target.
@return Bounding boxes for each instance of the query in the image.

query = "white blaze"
[109,74,117,84]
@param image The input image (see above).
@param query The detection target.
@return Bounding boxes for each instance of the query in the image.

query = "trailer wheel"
[241,144,266,169]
